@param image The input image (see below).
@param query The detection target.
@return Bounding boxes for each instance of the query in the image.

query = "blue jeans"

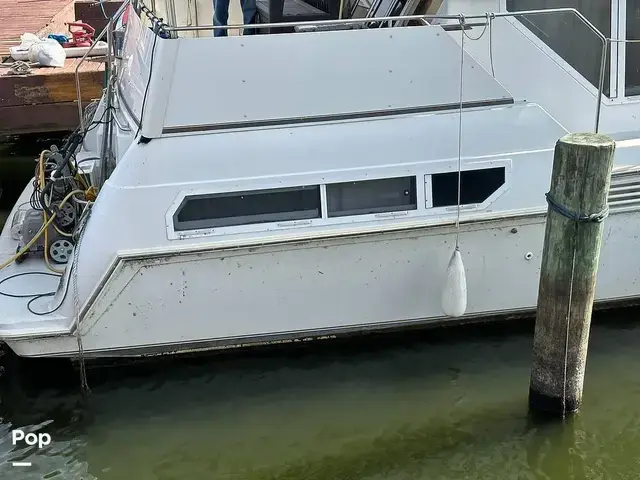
[214,0,257,37]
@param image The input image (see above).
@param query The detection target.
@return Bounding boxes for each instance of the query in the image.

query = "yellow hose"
[0,214,58,271]
[1,148,91,272]
[37,151,85,273]
[0,188,86,272]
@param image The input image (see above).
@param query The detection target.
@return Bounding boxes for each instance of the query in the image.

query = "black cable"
[0,271,73,316]
[39,180,54,218]
[30,179,42,210]
[28,101,116,213]
[29,104,112,204]
[27,285,69,316]
[135,29,159,140]
[84,108,115,134]
[77,157,101,166]
[57,133,83,178]
[0,271,60,298]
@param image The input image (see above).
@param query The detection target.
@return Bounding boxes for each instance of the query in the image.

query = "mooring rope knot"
[7,61,32,75]
[545,192,609,223]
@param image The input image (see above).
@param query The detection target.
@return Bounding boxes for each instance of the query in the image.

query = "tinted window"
[174,186,321,231]
[432,167,505,208]
[326,176,417,217]
[626,1,640,95]
[507,0,611,96]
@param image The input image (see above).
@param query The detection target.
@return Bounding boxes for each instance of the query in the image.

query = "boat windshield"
[507,0,640,101]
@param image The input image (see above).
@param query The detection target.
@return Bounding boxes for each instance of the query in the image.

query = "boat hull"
[4,209,640,359]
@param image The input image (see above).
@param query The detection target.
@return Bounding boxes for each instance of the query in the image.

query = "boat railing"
[75,3,609,135]
[75,0,131,133]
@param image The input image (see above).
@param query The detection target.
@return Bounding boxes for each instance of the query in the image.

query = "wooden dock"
[0,0,122,136]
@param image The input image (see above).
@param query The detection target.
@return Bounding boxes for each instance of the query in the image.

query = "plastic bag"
[18,33,40,50]
[28,38,66,67]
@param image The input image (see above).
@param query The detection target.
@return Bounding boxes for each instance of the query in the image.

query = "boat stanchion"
[529,132,615,417]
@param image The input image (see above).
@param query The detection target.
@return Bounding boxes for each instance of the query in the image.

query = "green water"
[1,319,640,479]
[1,138,640,479]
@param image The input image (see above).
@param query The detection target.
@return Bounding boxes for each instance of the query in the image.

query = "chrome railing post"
[106,14,113,81]
[75,24,107,133]
[595,39,608,134]
[75,0,131,132]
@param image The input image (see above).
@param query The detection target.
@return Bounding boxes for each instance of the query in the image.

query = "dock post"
[529,133,615,417]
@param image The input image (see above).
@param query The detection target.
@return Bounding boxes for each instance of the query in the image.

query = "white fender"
[441,247,467,317]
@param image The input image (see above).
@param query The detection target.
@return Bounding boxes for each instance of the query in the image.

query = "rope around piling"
[545,192,609,223]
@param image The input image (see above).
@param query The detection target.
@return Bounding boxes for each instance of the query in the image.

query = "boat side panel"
[79,211,640,351]
[74,217,547,352]
[6,210,640,358]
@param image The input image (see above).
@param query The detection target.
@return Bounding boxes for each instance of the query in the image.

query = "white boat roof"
[118,9,514,138]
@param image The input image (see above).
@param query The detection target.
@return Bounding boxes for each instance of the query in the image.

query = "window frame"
[581,0,640,104]
[615,0,640,102]
[502,0,640,105]
[424,159,512,215]
[166,171,430,240]
[165,161,510,241]
[167,184,323,239]
[325,175,419,219]
[501,0,620,102]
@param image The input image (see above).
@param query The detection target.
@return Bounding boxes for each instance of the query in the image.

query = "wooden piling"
[529,132,615,416]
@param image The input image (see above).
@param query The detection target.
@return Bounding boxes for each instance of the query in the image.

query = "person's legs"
[240,0,257,35]
[213,0,231,37]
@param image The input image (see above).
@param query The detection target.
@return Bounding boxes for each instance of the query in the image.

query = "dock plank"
[0,0,110,135]
[0,56,105,134]
[0,58,104,107]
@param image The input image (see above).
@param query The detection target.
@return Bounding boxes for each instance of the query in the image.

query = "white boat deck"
[0,261,70,338]
[0,185,71,338]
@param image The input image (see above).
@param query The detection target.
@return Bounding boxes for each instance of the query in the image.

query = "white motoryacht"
[1,0,639,359]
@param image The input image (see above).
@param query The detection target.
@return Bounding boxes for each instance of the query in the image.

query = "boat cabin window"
[326,176,417,217]
[626,1,640,95]
[507,0,611,96]
[173,186,321,230]
[431,167,505,208]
